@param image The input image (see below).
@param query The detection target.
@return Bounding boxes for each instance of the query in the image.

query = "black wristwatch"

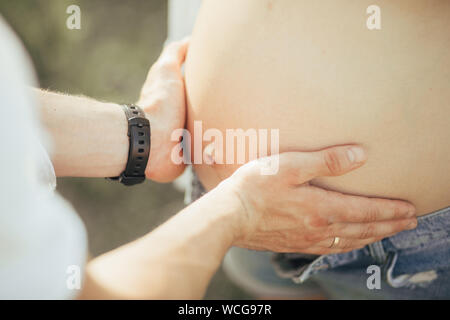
[109,104,151,186]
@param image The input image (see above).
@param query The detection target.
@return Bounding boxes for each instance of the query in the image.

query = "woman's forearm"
[35,88,129,177]
[80,182,242,299]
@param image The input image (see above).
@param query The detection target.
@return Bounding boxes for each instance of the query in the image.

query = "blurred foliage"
[0,0,249,299]
[0,0,175,255]
[0,0,167,102]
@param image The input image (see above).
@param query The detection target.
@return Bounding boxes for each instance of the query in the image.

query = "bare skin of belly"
[185,0,450,216]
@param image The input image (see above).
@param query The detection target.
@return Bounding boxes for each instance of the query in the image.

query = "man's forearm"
[36,89,129,177]
[80,182,242,299]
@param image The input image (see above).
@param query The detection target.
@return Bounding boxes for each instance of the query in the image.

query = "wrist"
[143,110,164,178]
[208,178,248,246]
[106,103,130,174]
[142,106,186,182]
[108,104,151,185]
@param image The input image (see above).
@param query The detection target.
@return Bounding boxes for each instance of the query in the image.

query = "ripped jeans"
[273,206,450,299]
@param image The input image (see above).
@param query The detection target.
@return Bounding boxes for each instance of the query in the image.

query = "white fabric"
[0,17,87,299]
[167,0,202,42]
[168,0,202,202]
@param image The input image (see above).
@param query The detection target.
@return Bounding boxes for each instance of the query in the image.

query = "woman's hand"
[223,145,417,254]
[138,38,190,182]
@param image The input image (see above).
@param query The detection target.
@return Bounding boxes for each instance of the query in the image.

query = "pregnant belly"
[185,0,450,215]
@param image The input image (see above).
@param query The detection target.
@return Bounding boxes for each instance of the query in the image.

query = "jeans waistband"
[273,206,450,284]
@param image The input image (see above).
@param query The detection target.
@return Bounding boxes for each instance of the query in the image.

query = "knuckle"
[323,150,343,175]
[363,205,380,223]
[306,215,329,229]
[359,224,376,239]
[392,204,404,220]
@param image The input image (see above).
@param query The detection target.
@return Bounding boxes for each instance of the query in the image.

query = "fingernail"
[347,147,366,164]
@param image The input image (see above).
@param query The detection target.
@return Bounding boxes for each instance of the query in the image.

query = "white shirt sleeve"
[0,17,87,299]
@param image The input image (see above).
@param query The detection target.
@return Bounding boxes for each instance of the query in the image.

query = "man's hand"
[223,145,417,254]
[138,38,190,182]
[81,144,417,299]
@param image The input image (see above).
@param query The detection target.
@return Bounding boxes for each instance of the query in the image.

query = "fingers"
[278,145,367,184]
[303,236,386,254]
[311,145,367,178]
[139,37,190,102]
[311,187,416,223]
[316,236,384,250]
[157,37,190,70]
[327,218,417,240]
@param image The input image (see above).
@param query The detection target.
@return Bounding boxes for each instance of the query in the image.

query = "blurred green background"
[0,0,248,299]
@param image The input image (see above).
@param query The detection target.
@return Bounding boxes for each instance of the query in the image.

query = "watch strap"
[109,104,151,186]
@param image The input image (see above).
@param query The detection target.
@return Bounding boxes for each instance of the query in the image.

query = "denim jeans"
[188,169,450,299]
[273,206,450,299]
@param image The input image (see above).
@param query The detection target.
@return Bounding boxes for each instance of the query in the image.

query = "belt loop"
[368,241,387,265]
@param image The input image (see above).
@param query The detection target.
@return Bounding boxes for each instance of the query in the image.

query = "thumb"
[278,145,367,184]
